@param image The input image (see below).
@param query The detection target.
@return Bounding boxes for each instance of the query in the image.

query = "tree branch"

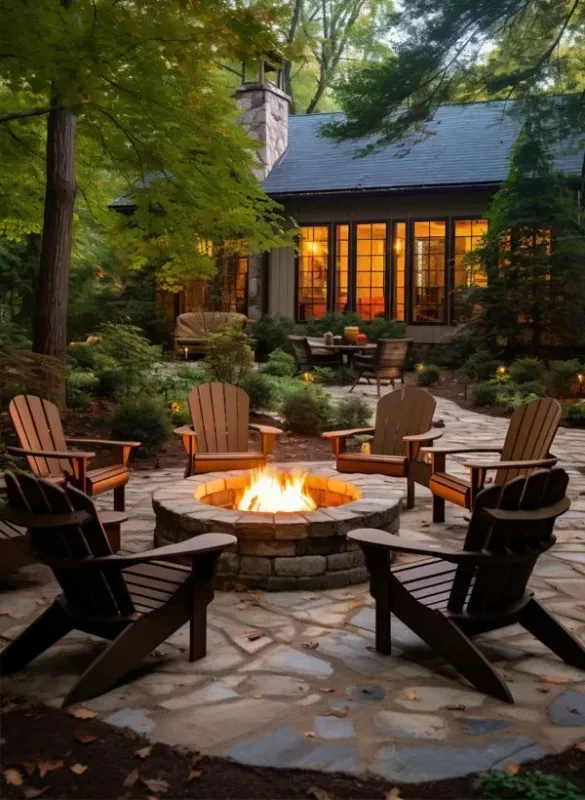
[0,107,55,125]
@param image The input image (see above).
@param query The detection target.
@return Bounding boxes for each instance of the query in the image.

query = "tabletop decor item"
[324,331,334,346]
[356,332,368,345]
[344,326,359,344]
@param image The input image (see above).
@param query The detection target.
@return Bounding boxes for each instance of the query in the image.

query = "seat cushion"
[429,472,471,508]
[86,465,130,495]
[337,452,407,477]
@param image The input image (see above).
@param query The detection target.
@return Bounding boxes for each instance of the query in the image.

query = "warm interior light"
[394,239,402,253]
[306,240,321,255]
[236,467,317,513]
[578,374,584,383]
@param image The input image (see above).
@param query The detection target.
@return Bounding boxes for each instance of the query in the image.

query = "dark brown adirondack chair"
[322,386,442,508]
[175,382,282,478]
[424,397,562,522]
[0,472,235,706]
[350,338,412,396]
[8,395,141,511]
[349,467,585,702]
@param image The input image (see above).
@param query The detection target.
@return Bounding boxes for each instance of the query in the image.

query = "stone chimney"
[236,56,290,180]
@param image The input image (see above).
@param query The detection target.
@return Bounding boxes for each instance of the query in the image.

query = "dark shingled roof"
[262,101,583,196]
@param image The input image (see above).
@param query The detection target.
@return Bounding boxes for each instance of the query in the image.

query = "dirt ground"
[2,697,584,800]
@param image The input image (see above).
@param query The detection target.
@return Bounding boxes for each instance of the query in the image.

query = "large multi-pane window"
[224,255,249,314]
[335,224,350,313]
[412,221,447,322]
[453,218,488,322]
[297,225,329,320]
[392,222,406,321]
[356,223,386,320]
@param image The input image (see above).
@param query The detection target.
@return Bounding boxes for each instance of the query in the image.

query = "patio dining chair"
[350,338,412,396]
[288,335,342,373]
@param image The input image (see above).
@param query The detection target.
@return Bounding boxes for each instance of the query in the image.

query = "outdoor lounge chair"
[424,397,561,522]
[0,472,235,705]
[349,338,412,396]
[8,395,141,512]
[350,467,585,702]
[175,382,282,477]
[322,386,442,508]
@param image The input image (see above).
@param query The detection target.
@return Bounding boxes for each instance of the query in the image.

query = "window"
[454,219,488,289]
[392,222,406,321]
[297,226,329,320]
[335,224,349,313]
[225,255,249,314]
[412,221,446,322]
[356,223,386,320]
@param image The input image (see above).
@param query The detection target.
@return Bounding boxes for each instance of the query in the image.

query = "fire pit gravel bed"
[153,462,403,590]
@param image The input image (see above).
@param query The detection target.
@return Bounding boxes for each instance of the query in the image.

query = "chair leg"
[0,601,73,675]
[519,598,585,669]
[113,486,125,512]
[376,376,381,397]
[432,494,445,523]
[349,371,361,393]
[64,580,193,706]
[406,474,415,510]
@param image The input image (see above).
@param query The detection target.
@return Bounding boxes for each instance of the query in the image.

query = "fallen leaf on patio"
[4,769,23,786]
[366,646,376,652]
[348,598,364,609]
[403,691,420,701]
[70,707,97,720]
[541,676,569,685]
[143,778,169,794]
[187,769,202,782]
[70,763,88,775]
[246,631,263,641]
[38,760,64,778]
[445,704,466,711]
[0,608,16,616]
[122,727,138,739]
[135,746,153,760]
[20,761,36,776]
[307,786,331,800]
[322,687,335,693]
[537,687,550,694]
[304,731,316,738]
[35,599,46,606]
[233,583,248,593]
[574,741,585,752]
[253,694,263,699]
[123,769,139,788]
[302,641,319,650]
[385,788,401,799]
[190,754,203,768]
[74,730,97,745]
[503,762,520,776]
[23,787,48,799]
[322,709,347,718]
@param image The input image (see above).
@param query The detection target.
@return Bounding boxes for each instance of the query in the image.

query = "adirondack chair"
[349,468,585,702]
[8,395,141,511]
[424,397,561,522]
[322,386,442,508]
[0,472,235,705]
[175,382,282,478]
[350,338,412,396]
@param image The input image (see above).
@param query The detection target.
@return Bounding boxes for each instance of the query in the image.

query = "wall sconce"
[303,372,314,383]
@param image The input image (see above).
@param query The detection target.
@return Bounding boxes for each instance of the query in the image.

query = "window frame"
[294,222,333,322]
[353,219,390,321]
[408,217,449,325]
[450,215,490,324]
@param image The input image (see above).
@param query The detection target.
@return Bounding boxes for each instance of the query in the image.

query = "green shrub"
[95,368,123,398]
[110,397,172,455]
[204,323,254,384]
[67,369,99,409]
[281,383,334,435]
[509,357,545,385]
[304,312,361,337]
[473,381,500,406]
[168,400,191,426]
[251,314,295,360]
[239,371,275,411]
[312,366,336,384]
[416,364,441,386]
[473,768,582,799]
[154,363,211,401]
[564,400,585,428]
[261,347,296,378]
[334,396,372,430]
[544,359,583,397]
[364,318,406,341]
[499,390,542,412]
[462,351,500,381]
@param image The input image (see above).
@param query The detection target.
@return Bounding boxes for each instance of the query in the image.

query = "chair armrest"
[0,508,92,529]
[483,497,570,522]
[420,445,502,455]
[347,528,487,563]
[174,425,197,438]
[402,430,443,443]
[464,457,557,470]
[7,446,96,460]
[322,427,376,440]
[66,438,141,448]
[248,424,283,436]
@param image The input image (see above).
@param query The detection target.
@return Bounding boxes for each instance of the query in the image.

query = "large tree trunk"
[31,107,77,407]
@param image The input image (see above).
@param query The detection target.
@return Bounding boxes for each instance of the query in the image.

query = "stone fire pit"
[153,463,402,590]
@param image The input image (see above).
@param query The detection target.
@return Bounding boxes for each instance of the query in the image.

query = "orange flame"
[236,467,317,513]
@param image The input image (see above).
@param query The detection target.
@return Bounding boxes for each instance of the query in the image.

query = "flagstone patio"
[1,395,584,783]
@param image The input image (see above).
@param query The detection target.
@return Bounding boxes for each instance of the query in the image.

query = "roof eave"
[264,181,503,200]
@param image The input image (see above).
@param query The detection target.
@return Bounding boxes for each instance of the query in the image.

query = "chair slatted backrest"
[447,468,569,616]
[187,383,249,454]
[3,472,134,618]
[496,397,562,485]
[372,386,436,458]
[9,395,75,480]
[288,336,312,371]
[376,339,413,372]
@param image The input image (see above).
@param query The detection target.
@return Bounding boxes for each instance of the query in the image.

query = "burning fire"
[236,467,317,513]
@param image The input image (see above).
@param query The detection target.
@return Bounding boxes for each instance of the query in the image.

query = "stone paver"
[1,393,584,782]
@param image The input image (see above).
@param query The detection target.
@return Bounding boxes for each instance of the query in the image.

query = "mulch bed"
[2,697,584,799]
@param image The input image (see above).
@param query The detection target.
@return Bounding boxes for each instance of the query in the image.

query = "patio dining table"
[319,342,376,367]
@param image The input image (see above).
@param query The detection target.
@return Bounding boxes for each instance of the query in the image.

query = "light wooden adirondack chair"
[424,397,561,522]
[8,395,140,511]
[322,386,443,508]
[175,382,282,477]
[0,472,235,706]
[349,467,585,702]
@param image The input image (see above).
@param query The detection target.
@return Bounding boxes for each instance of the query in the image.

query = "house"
[115,61,583,344]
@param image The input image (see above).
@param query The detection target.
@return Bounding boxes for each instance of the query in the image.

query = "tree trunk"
[32,107,77,407]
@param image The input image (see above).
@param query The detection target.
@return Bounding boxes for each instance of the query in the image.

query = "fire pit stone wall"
[153,463,403,590]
